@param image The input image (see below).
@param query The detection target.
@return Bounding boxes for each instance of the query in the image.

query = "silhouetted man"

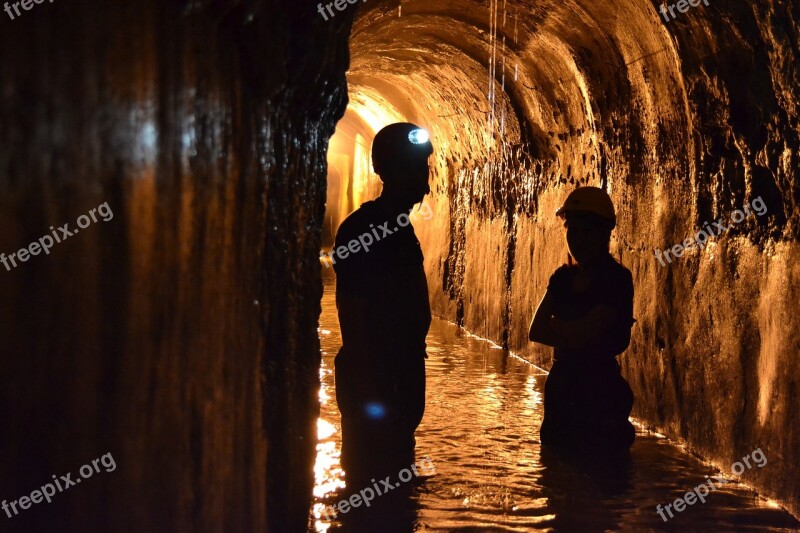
[333,122,433,486]
[529,186,636,455]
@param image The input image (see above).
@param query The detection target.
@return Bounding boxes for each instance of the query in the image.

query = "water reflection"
[311,268,800,531]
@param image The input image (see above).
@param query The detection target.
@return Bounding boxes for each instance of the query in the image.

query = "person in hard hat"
[333,122,433,486]
[529,186,636,454]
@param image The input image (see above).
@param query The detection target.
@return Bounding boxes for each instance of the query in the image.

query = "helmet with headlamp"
[372,122,433,175]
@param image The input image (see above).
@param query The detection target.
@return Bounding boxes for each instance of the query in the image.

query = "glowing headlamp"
[408,128,430,145]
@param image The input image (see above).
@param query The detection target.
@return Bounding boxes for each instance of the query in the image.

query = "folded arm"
[529,295,631,357]
[530,290,605,345]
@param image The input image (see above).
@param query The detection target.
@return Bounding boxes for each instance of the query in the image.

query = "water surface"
[310,269,799,532]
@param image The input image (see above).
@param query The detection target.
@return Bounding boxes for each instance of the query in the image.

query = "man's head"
[556,186,616,264]
[372,122,433,208]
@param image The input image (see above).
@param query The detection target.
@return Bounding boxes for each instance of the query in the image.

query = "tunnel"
[0,0,799,531]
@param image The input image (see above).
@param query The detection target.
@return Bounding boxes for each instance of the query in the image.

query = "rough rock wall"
[0,1,350,530]
[351,0,800,516]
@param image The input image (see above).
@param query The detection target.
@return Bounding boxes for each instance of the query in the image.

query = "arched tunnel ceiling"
[345,0,797,231]
[348,0,697,193]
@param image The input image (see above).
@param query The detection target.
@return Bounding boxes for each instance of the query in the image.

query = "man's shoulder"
[603,256,633,291]
[336,201,380,242]
[607,257,632,278]
[551,263,578,279]
[547,263,577,292]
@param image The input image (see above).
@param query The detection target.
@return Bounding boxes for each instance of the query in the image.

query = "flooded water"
[310,268,800,531]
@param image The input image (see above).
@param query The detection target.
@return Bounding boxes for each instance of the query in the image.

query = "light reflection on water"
[311,268,800,531]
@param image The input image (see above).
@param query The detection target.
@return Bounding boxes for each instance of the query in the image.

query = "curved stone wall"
[349,0,800,516]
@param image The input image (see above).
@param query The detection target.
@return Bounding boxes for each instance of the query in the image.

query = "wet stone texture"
[0,1,351,531]
[1,0,800,529]
[350,0,800,518]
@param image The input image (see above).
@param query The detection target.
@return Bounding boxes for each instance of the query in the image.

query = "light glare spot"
[408,128,429,144]
[364,402,386,419]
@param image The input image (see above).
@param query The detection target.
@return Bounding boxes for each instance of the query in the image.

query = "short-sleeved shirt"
[333,197,431,361]
[547,254,634,365]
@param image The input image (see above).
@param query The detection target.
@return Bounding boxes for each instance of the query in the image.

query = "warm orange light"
[323,94,408,238]
[348,92,406,134]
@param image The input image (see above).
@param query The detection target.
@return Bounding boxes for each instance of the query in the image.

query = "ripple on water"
[311,270,800,532]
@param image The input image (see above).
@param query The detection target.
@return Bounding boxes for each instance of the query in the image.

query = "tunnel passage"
[341,0,800,519]
[0,0,798,530]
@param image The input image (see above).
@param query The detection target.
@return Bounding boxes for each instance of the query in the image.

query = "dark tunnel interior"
[0,0,799,530]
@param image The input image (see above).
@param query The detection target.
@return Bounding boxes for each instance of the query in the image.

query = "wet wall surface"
[347,0,800,520]
[0,1,351,531]
[1,0,799,530]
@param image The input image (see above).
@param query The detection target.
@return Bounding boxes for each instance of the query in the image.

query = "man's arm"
[336,290,380,403]
[419,267,431,342]
[530,289,587,348]
[530,288,560,345]
[586,272,634,357]
[530,265,584,348]
[529,291,618,351]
